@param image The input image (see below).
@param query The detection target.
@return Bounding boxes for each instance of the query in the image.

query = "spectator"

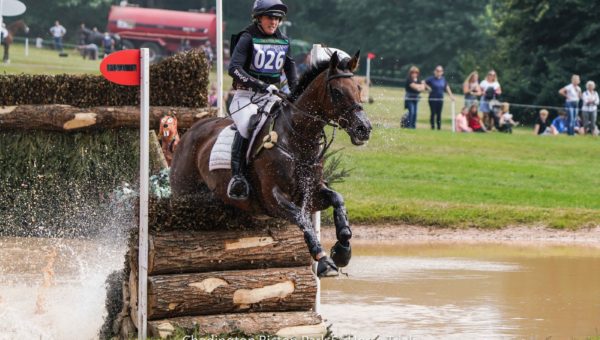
[558,74,582,136]
[462,71,482,108]
[178,39,192,52]
[102,32,114,56]
[534,109,557,135]
[455,106,472,132]
[77,23,88,45]
[49,20,66,52]
[76,43,98,60]
[479,69,502,130]
[208,85,218,107]
[582,80,599,135]
[498,102,518,133]
[1,23,8,63]
[425,65,455,130]
[202,40,214,63]
[467,104,486,132]
[404,66,426,129]
[551,110,568,134]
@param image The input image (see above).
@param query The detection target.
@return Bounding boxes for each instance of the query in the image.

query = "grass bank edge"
[324,201,600,230]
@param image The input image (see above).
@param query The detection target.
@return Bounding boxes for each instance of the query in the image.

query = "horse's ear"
[349,50,361,72]
[329,51,340,72]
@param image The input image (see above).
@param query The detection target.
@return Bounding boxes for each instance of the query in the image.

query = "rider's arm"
[283,47,298,92]
[228,32,268,92]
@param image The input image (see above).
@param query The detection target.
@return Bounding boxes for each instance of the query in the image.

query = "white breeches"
[228,90,280,139]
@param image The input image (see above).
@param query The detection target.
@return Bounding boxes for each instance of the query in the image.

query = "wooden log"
[0,105,215,131]
[148,312,326,338]
[144,267,316,320]
[146,225,311,275]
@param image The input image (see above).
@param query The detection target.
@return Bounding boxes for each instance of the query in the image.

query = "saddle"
[209,102,283,172]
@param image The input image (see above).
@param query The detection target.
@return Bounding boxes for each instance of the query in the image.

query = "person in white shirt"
[558,74,582,136]
[499,102,519,133]
[1,23,8,63]
[479,69,502,130]
[49,20,67,52]
[581,80,599,135]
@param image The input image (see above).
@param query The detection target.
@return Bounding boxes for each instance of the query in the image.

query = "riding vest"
[229,24,298,92]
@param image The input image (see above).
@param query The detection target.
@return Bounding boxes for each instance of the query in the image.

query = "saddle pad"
[209,125,236,171]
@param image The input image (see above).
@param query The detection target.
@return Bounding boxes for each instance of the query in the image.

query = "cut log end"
[63,113,97,130]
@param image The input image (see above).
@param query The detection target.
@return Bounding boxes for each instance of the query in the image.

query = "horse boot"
[330,241,352,268]
[316,255,339,278]
[227,131,250,200]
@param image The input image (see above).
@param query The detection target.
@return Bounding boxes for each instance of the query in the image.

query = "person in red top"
[467,103,486,132]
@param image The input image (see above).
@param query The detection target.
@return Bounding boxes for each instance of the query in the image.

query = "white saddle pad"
[209,125,236,171]
[208,114,271,172]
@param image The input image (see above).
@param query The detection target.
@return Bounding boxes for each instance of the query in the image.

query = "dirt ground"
[320,224,600,247]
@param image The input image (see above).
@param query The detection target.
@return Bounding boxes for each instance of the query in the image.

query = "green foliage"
[0,129,139,237]
[489,0,600,122]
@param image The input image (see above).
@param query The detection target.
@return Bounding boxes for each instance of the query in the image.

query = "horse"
[170,50,372,277]
[3,20,29,63]
[158,111,180,166]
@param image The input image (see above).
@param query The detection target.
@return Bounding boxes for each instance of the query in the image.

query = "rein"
[255,70,358,164]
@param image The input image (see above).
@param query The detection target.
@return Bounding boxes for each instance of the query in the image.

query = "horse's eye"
[331,88,344,101]
[357,84,362,92]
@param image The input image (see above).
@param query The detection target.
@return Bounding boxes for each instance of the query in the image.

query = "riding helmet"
[252,0,288,18]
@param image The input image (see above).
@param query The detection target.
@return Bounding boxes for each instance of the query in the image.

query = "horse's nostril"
[355,125,369,138]
[163,124,169,128]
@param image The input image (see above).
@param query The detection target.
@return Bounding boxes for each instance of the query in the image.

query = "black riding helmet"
[252,0,288,18]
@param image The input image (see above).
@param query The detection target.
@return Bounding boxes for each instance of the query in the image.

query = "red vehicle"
[107,5,218,61]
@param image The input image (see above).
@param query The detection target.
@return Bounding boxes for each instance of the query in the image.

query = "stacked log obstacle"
[0,50,210,107]
[111,214,327,339]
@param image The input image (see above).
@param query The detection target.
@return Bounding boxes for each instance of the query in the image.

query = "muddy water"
[0,237,125,340]
[320,242,600,339]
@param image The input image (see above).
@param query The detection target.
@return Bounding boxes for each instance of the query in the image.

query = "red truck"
[107,5,218,62]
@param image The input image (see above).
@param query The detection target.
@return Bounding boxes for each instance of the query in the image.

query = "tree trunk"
[146,225,311,275]
[148,311,326,338]
[141,267,316,320]
[0,105,215,131]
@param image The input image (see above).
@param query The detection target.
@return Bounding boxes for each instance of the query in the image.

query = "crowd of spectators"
[403,65,599,136]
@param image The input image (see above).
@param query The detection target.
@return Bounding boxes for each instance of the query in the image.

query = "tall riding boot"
[227,131,250,200]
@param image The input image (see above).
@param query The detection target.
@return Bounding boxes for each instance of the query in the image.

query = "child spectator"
[551,111,568,134]
[455,106,472,132]
[498,102,518,133]
[467,104,486,132]
[534,109,557,135]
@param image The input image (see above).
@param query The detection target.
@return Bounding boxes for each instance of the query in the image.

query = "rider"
[227,0,298,200]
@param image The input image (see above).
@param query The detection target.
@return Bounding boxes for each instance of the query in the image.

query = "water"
[0,237,125,340]
[320,242,600,339]
[2,238,599,339]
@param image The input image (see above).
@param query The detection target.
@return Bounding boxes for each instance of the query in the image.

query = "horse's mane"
[290,58,351,102]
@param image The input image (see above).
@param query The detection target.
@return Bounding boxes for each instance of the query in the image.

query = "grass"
[4,43,599,229]
[0,43,101,75]
[330,86,600,229]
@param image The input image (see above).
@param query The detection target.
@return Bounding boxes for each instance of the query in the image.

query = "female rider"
[227,0,298,200]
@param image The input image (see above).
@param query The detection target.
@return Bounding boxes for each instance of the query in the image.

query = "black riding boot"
[227,131,250,200]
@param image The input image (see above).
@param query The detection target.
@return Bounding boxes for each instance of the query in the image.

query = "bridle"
[269,68,363,163]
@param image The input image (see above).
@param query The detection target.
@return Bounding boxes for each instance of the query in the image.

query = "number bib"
[249,38,289,77]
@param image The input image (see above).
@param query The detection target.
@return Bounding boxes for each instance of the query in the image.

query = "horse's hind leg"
[315,185,352,268]
[271,186,338,277]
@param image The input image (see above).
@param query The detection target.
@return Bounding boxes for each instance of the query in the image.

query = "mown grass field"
[4,44,599,229]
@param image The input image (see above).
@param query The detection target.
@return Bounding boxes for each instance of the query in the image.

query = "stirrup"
[227,175,250,200]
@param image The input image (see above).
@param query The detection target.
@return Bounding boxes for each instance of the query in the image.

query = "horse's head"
[324,51,372,145]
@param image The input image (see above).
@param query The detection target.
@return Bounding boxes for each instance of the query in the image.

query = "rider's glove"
[265,84,279,94]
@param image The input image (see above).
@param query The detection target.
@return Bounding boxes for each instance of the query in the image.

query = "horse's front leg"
[271,185,338,277]
[315,185,352,268]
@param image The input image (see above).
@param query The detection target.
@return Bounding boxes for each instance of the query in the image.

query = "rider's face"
[259,15,281,35]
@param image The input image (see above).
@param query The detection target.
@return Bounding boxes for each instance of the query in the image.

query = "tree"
[491,0,600,121]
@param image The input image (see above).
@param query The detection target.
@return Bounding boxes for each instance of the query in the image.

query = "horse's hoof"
[316,255,339,278]
[330,241,351,267]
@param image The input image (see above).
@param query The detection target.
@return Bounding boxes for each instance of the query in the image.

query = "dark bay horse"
[3,20,29,63]
[170,51,372,277]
